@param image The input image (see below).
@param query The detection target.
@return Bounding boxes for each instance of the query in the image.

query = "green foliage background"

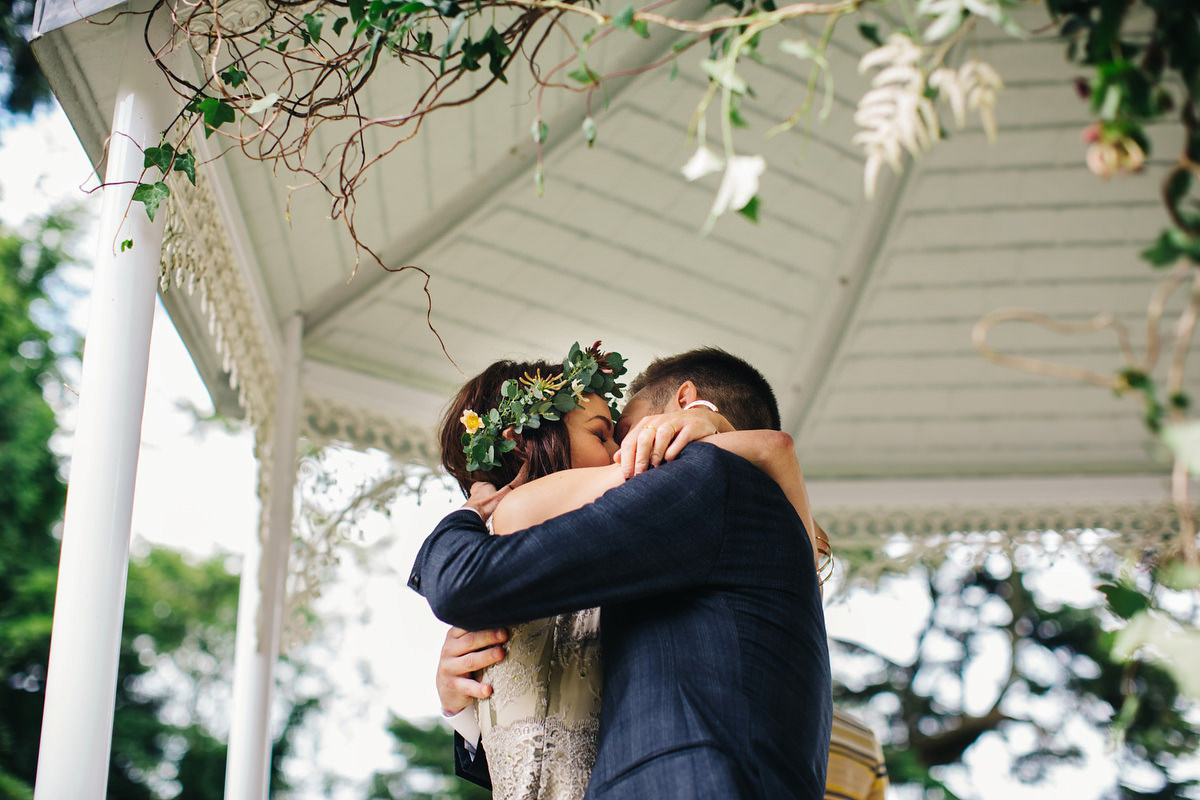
[0,212,313,800]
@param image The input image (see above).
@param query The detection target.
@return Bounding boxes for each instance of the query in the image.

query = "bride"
[431,342,825,800]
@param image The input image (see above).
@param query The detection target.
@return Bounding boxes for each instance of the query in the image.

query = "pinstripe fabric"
[412,443,832,800]
[825,710,888,800]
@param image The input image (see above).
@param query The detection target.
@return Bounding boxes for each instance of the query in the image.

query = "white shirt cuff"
[444,703,481,755]
[458,505,483,520]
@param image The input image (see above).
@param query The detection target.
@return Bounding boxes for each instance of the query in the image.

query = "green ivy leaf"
[132,181,170,222]
[737,195,761,223]
[173,150,197,185]
[332,16,349,36]
[440,14,467,74]
[276,38,290,52]
[568,68,596,85]
[631,19,649,38]
[349,0,365,21]
[120,239,133,252]
[613,4,634,29]
[304,13,324,44]
[1166,169,1192,206]
[195,97,236,138]
[143,143,175,174]
[220,65,247,87]
[485,27,511,82]
[857,21,882,47]
[1099,582,1150,620]
[1142,229,1182,267]
[459,37,480,71]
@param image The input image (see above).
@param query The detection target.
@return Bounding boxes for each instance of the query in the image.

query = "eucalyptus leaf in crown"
[461,341,628,472]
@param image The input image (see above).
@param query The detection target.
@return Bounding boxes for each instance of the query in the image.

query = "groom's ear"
[672,381,699,410]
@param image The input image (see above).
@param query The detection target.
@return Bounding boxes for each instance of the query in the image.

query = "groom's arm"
[408,444,730,630]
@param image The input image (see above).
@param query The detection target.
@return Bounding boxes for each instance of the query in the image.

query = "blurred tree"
[367,716,490,800]
[0,212,313,799]
[834,556,1199,799]
[0,210,72,800]
[0,0,51,114]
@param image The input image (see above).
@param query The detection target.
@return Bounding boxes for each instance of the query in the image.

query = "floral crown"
[460,341,628,472]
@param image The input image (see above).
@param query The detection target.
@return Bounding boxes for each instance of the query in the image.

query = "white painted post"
[33,12,174,800]
[225,315,304,800]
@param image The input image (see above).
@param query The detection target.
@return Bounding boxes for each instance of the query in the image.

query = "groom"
[408,348,832,799]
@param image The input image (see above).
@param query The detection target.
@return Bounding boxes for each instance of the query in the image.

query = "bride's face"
[564,393,618,468]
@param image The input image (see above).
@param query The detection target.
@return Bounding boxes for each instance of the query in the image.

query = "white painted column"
[33,12,174,800]
[225,315,304,800]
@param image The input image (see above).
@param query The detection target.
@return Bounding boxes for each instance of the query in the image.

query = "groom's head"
[619,347,780,435]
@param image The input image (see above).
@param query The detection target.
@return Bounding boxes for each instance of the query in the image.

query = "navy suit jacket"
[409,443,831,800]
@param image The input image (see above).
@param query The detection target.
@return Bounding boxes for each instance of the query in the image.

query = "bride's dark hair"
[439,359,574,495]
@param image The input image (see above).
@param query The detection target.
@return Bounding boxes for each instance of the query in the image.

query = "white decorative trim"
[176,0,274,51]
[161,174,283,649]
[301,393,440,464]
[162,173,277,431]
[822,500,1192,587]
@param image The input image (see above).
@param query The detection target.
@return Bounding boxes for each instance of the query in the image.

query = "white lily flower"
[929,67,966,127]
[710,154,765,217]
[858,33,922,74]
[681,145,725,182]
[862,154,885,200]
[853,32,946,198]
[960,59,1004,143]
[873,64,924,91]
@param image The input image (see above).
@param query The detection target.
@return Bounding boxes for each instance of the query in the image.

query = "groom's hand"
[436,626,509,714]
[616,408,732,479]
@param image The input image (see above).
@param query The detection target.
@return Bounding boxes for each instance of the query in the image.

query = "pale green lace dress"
[477,608,603,800]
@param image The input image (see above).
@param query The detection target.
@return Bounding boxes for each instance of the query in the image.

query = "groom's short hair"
[629,347,781,431]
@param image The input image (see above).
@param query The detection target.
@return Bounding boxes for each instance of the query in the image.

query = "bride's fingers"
[452,675,494,701]
[618,421,656,479]
[444,626,508,657]
[662,421,705,463]
[650,422,680,467]
[455,644,506,675]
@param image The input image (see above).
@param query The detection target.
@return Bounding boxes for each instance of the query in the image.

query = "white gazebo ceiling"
[32,0,1190,526]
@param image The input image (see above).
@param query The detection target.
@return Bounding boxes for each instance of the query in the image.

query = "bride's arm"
[491,464,625,536]
[493,432,818,566]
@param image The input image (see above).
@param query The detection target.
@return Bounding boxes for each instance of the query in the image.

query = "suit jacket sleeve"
[408,443,731,629]
[453,734,492,789]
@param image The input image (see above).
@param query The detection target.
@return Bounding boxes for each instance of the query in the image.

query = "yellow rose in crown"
[460,409,484,434]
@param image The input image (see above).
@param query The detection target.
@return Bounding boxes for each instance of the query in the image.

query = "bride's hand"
[436,626,508,714]
[615,407,732,479]
[464,462,531,521]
